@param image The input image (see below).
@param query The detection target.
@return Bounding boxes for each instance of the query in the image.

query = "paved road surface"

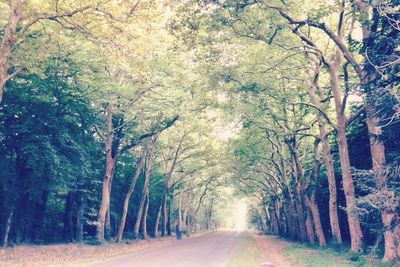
[84,231,241,267]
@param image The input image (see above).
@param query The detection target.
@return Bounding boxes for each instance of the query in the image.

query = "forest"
[0,0,399,265]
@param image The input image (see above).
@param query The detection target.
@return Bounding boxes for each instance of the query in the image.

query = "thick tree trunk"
[32,190,49,242]
[304,201,316,245]
[64,192,75,242]
[366,107,399,261]
[75,188,84,242]
[116,148,147,242]
[271,203,280,235]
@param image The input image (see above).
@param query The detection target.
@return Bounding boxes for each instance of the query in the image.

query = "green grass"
[225,233,263,267]
[283,242,399,267]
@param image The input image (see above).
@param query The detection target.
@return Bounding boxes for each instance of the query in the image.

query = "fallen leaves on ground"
[253,235,292,267]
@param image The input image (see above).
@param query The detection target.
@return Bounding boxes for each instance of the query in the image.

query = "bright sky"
[233,198,248,231]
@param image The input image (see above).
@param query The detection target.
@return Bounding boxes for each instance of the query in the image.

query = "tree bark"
[64,192,75,242]
[153,192,164,238]
[167,201,172,235]
[134,144,154,239]
[304,201,316,245]
[0,0,22,103]
[142,193,150,240]
[116,147,147,242]
[161,190,168,236]
[97,104,115,242]
[305,64,342,244]
[286,139,309,242]
[75,187,84,242]
[355,3,399,259]
[327,59,364,252]
[2,204,15,247]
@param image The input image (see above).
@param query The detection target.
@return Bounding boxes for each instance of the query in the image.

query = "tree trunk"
[161,191,167,236]
[287,142,308,242]
[153,193,164,238]
[366,109,399,261]
[75,188,84,242]
[64,192,75,242]
[105,167,116,241]
[178,196,183,227]
[32,190,49,242]
[167,201,171,236]
[271,203,280,235]
[305,67,342,244]
[2,205,15,247]
[0,0,22,103]
[304,200,316,245]
[320,131,342,244]
[134,145,154,239]
[328,60,363,252]
[142,194,150,240]
[116,148,147,242]
[97,104,115,242]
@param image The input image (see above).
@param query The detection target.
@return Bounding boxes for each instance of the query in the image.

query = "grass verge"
[225,232,263,267]
[283,242,399,267]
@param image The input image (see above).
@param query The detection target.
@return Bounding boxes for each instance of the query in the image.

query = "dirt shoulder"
[252,235,293,267]
[0,237,176,267]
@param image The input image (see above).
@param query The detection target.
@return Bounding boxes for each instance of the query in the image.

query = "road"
[84,231,241,267]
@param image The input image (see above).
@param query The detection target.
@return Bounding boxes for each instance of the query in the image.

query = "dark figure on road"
[176,224,182,240]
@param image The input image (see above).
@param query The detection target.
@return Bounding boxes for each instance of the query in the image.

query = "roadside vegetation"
[1,0,399,265]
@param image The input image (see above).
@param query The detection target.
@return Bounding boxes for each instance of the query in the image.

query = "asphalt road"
[84,231,241,267]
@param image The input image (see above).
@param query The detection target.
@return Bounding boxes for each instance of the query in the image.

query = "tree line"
[171,0,399,263]
[0,0,229,247]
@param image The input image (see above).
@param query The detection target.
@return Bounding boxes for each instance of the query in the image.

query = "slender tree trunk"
[116,148,147,242]
[167,201,171,236]
[142,194,150,240]
[288,142,308,242]
[0,0,22,103]
[97,104,115,242]
[305,66,342,244]
[134,146,154,239]
[105,167,116,241]
[161,191,167,236]
[153,193,164,238]
[178,196,183,227]
[327,59,363,252]
[134,187,146,239]
[2,204,15,247]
